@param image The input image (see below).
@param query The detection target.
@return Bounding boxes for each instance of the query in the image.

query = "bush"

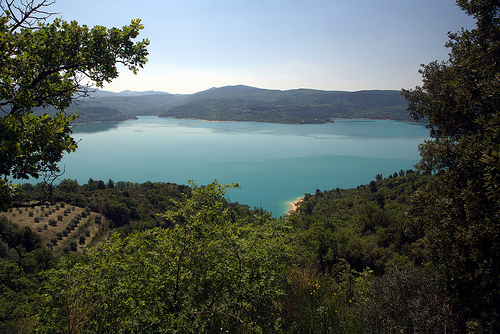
[69,241,77,252]
[356,265,454,332]
[48,219,57,227]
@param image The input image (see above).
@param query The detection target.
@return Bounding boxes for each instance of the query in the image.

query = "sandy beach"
[288,197,304,212]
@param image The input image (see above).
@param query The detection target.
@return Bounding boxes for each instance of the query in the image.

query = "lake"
[58,116,430,216]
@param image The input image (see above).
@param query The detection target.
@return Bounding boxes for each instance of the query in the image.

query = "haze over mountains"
[60,85,413,124]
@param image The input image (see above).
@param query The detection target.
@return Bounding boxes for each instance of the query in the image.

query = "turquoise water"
[58,116,429,216]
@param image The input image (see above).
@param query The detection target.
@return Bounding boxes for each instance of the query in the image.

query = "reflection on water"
[71,122,121,134]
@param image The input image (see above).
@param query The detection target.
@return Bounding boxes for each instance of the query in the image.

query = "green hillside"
[160,86,412,123]
[65,85,413,124]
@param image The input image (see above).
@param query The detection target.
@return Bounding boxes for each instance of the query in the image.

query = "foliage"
[0,215,57,332]
[36,181,292,333]
[403,0,500,330]
[288,170,429,275]
[3,172,473,333]
[280,263,367,333]
[0,0,149,209]
[14,179,191,231]
[356,265,455,333]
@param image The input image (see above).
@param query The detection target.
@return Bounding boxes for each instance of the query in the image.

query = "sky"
[50,0,476,94]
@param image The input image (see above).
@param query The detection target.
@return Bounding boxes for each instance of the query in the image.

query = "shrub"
[356,265,453,332]
[69,241,77,252]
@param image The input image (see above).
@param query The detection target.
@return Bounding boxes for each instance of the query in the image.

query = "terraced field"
[1,203,111,253]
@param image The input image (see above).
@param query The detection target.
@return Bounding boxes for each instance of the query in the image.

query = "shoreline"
[288,197,304,212]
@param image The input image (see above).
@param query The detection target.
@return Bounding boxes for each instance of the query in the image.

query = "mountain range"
[58,85,414,124]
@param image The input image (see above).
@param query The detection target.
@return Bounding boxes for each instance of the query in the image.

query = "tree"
[0,0,149,209]
[37,181,291,333]
[403,0,500,330]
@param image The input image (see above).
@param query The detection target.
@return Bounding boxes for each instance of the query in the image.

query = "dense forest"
[1,173,444,333]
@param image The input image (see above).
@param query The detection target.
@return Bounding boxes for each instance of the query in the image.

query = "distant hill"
[74,93,187,115]
[52,85,414,124]
[159,85,413,123]
[71,107,138,124]
[33,106,138,123]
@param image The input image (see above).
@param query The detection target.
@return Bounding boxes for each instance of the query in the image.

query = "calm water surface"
[60,116,430,216]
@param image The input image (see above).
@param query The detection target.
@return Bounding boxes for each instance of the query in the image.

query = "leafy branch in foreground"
[0,0,149,210]
[403,0,500,330]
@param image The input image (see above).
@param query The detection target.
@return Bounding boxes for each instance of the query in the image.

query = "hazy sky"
[50,0,475,94]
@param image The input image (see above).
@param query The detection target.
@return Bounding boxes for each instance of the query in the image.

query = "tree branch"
[1,0,56,32]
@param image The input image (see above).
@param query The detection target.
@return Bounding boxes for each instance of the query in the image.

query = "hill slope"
[159,85,411,123]
[63,85,413,124]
